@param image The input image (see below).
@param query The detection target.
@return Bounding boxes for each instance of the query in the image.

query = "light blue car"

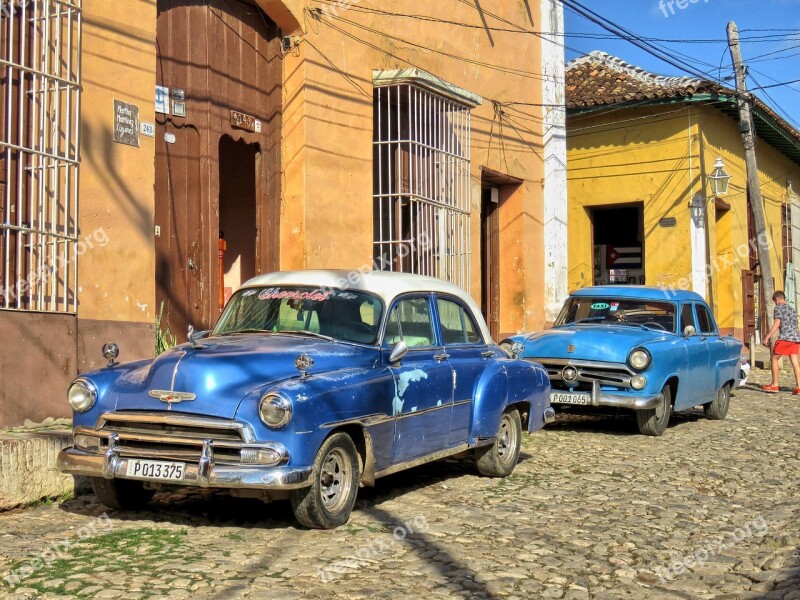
[504,286,743,436]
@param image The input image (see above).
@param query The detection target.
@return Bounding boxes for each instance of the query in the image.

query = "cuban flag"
[607,245,642,269]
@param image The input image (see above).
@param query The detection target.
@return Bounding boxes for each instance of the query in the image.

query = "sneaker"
[793,388,800,395]
[762,384,780,393]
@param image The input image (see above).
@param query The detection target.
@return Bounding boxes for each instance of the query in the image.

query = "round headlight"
[630,374,647,390]
[68,379,97,413]
[629,348,651,371]
[258,393,292,429]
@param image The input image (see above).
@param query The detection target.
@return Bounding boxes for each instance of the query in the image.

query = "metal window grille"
[373,83,472,290]
[0,0,81,313]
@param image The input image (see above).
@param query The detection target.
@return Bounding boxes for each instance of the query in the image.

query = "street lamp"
[708,157,731,196]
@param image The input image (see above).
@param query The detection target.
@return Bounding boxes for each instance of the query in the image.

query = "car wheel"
[704,383,731,420]
[636,384,671,436]
[475,407,522,477]
[90,477,155,510]
[291,432,360,529]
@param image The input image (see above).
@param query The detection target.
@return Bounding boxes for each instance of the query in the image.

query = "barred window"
[0,0,81,312]
[373,75,475,290]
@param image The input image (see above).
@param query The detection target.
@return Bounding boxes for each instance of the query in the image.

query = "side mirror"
[388,340,409,364]
[683,325,696,337]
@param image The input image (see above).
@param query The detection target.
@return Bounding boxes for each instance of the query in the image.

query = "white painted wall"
[541,0,568,322]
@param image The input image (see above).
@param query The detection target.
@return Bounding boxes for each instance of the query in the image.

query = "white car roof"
[241,270,493,342]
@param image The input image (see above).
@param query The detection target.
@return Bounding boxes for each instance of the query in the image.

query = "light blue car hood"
[520,325,671,363]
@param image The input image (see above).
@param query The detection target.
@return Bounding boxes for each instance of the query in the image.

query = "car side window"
[680,304,696,332]
[696,304,717,334]
[384,297,435,348]
[437,298,484,345]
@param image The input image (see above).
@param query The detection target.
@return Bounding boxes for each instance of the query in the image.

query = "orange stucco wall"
[279,1,549,333]
[78,0,157,326]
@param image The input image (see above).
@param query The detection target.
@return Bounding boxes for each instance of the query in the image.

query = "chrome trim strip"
[170,350,189,391]
[374,443,469,479]
[395,403,453,421]
[453,399,472,407]
[321,413,392,429]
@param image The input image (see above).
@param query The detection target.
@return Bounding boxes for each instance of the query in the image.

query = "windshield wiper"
[569,316,609,325]
[274,330,337,342]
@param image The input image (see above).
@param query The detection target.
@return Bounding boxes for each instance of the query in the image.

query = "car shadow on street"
[545,408,706,436]
[56,453,499,530]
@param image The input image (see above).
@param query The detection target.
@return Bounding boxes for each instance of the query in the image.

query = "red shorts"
[773,340,800,355]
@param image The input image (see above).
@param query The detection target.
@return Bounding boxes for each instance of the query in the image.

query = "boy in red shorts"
[762,291,800,394]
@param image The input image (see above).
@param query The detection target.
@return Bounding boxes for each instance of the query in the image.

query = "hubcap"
[497,415,517,464]
[320,448,351,512]
[655,393,668,421]
[719,386,730,409]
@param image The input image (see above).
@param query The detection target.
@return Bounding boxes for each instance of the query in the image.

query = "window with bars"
[0,0,81,313]
[373,79,474,291]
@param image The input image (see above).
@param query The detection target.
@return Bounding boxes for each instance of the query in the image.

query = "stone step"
[0,430,87,511]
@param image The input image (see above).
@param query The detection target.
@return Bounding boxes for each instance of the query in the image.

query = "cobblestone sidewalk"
[0,368,797,599]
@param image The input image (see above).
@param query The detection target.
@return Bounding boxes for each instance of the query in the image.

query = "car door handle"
[481,350,495,358]
[433,353,449,362]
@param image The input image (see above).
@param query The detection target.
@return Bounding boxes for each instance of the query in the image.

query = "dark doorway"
[590,204,644,285]
[219,137,259,311]
[481,186,500,340]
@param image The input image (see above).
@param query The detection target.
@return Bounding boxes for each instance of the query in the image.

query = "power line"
[309,9,564,84]
[561,0,725,83]
[749,72,800,130]
[751,78,800,91]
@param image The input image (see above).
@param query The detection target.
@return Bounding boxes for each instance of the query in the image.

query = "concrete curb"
[0,430,88,511]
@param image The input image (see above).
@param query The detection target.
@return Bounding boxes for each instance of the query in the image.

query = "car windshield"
[555,297,676,332]
[213,286,384,345]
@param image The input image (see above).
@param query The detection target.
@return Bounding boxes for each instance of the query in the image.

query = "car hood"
[110,335,378,418]
[521,325,671,363]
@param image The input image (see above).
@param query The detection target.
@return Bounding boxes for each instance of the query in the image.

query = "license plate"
[550,391,591,406]
[125,459,185,481]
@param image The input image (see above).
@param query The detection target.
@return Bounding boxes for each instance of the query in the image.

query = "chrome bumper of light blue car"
[552,380,663,411]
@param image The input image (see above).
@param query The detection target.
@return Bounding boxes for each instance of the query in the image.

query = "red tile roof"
[566,51,725,110]
[565,51,800,150]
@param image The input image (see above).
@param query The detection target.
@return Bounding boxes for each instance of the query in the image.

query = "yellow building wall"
[700,107,800,337]
[567,101,800,339]
[77,0,158,366]
[567,104,699,292]
[279,0,548,333]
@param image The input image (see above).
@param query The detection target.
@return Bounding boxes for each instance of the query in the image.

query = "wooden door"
[154,0,281,337]
[481,187,500,340]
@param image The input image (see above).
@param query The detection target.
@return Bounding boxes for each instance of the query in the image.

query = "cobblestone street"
[1,368,798,600]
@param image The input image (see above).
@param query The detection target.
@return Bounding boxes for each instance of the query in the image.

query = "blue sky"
[564,0,800,128]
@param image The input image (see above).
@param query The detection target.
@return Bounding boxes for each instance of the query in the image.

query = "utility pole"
[727,21,775,331]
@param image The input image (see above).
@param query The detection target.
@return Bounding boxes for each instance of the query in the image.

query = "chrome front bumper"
[57,447,313,490]
[553,380,663,411]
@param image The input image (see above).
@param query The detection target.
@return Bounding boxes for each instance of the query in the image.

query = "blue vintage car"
[58,270,553,528]
[503,286,742,436]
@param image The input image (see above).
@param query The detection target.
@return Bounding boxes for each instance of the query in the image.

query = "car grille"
[96,412,254,465]
[530,358,634,391]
